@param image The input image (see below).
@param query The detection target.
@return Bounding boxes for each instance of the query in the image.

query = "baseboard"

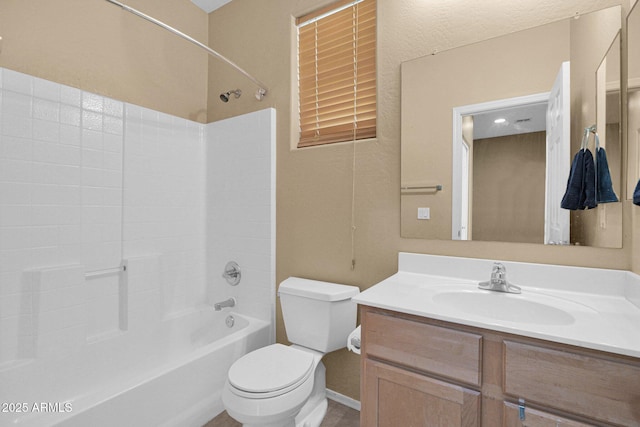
[326,388,361,412]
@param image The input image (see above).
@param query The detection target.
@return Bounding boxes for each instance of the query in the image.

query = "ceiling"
[471,102,548,140]
[190,0,232,13]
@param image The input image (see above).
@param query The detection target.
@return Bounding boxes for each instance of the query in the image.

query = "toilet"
[222,277,360,427]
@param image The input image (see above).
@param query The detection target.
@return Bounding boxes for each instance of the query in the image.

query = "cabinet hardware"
[519,398,526,421]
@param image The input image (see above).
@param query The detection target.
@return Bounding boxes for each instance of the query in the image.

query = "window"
[296,0,376,148]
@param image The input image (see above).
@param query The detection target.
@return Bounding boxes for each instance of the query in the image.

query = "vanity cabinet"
[360,306,640,427]
[361,310,482,425]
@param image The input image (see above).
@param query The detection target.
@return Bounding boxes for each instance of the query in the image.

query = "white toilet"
[222,277,359,427]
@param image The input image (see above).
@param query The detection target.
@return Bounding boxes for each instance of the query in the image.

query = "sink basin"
[433,290,575,325]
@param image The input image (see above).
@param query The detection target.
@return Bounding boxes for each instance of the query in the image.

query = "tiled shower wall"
[0,67,275,366]
[123,104,206,322]
[0,67,125,362]
[207,109,276,334]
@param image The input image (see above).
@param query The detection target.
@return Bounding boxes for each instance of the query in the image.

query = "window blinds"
[297,0,376,147]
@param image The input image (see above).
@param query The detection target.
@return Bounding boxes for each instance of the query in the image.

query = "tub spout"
[214,297,236,311]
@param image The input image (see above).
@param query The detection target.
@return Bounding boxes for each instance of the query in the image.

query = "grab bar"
[85,265,126,280]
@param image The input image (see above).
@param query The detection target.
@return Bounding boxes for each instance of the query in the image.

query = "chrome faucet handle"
[479,262,522,294]
[491,262,506,281]
[222,261,241,286]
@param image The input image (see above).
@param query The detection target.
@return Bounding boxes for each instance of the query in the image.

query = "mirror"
[628,0,640,200]
[455,95,552,244]
[401,6,622,248]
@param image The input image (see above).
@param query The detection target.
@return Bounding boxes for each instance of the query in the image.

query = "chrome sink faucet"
[214,297,236,311]
[478,262,521,294]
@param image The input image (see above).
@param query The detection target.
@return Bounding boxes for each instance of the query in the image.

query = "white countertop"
[353,253,640,358]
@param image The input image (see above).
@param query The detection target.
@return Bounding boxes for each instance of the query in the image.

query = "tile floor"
[203,399,360,427]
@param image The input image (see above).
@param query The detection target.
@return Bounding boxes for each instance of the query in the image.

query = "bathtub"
[0,308,270,427]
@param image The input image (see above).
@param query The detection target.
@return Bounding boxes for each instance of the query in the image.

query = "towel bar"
[401,184,443,194]
[85,265,126,280]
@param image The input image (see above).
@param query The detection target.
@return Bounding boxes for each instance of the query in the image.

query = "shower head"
[220,89,242,102]
[255,88,267,101]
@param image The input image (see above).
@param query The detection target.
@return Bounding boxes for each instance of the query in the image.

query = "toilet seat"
[227,344,315,399]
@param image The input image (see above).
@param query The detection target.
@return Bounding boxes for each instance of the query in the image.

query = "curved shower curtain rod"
[104,0,268,100]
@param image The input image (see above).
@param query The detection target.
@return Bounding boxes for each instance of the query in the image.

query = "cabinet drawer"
[363,310,482,386]
[503,341,640,426]
[503,401,596,426]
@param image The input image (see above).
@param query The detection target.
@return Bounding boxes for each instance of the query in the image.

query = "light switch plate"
[418,207,430,220]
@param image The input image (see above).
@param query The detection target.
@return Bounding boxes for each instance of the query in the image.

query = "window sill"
[293,137,378,151]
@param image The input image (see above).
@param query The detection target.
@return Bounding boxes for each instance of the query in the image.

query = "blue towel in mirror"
[595,147,618,203]
[581,149,597,209]
[561,150,585,210]
[561,149,597,210]
[634,180,640,206]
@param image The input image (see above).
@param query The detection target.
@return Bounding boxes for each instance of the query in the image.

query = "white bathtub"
[0,308,270,427]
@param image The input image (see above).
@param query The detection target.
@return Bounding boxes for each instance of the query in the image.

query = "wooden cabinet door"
[362,359,480,427]
[503,402,597,427]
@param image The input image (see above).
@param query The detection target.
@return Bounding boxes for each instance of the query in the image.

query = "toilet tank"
[279,277,360,353]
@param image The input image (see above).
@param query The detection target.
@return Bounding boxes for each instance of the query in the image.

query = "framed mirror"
[401,6,622,248]
[628,0,640,200]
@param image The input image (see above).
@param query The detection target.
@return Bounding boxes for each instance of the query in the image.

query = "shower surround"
[0,67,275,426]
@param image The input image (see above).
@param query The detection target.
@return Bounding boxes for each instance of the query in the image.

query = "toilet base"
[294,362,327,427]
[295,397,327,427]
[243,421,295,427]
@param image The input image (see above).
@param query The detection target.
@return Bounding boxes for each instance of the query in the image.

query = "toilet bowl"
[221,278,359,427]
[222,344,326,427]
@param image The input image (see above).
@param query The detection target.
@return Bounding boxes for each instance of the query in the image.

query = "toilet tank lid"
[279,277,360,301]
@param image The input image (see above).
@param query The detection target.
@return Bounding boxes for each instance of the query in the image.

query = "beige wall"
[472,132,546,244]
[0,0,209,122]
[207,0,631,401]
